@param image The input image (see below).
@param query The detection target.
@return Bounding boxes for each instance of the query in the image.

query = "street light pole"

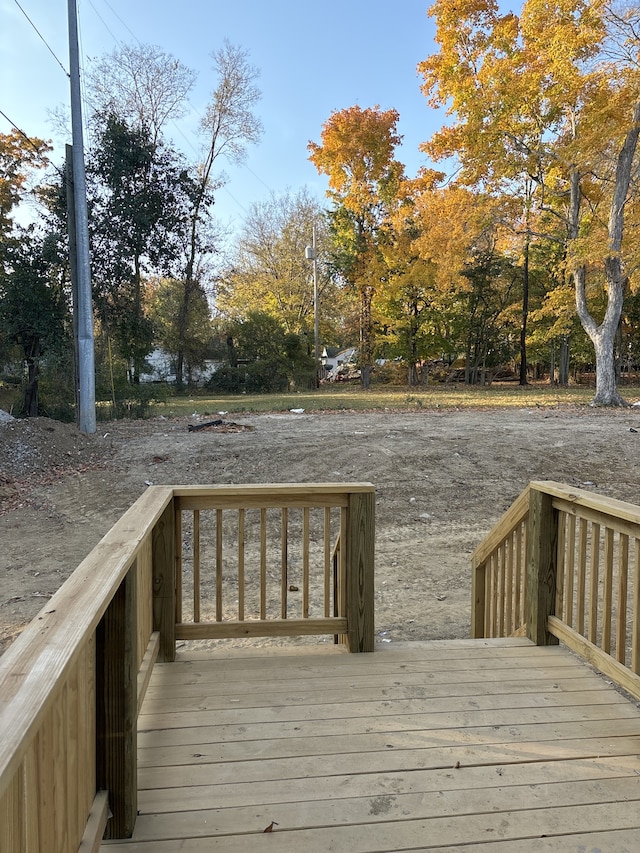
[305,227,319,385]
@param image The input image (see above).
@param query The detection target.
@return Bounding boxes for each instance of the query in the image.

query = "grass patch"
[160,382,636,418]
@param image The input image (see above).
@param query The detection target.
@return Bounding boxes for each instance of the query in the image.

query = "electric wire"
[12,0,70,77]
[0,109,46,153]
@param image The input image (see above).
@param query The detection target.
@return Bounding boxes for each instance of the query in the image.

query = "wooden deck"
[103,638,640,852]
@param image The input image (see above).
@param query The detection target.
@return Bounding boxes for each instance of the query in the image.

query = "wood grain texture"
[526,488,559,646]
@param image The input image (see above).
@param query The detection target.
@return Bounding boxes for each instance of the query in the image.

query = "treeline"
[1,1,639,417]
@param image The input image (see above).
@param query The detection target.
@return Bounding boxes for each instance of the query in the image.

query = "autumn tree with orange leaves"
[309,105,404,388]
[420,0,640,405]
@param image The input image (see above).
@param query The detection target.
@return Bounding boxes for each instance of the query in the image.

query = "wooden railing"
[0,482,374,850]
[171,484,375,650]
[472,480,640,700]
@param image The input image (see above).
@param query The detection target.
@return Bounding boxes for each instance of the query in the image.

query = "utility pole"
[68,0,96,434]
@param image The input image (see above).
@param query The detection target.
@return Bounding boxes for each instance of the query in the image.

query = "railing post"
[346,489,375,652]
[96,561,138,839]
[471,561,487,638]
[526,487,559,646]
[152,500,176,663]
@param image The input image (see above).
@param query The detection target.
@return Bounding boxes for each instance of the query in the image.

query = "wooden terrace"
[2,481,640,851]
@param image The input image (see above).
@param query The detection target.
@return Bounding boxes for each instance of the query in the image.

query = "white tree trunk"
[573,100,640,406]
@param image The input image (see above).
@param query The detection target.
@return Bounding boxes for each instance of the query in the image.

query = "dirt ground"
[2,404,640,656]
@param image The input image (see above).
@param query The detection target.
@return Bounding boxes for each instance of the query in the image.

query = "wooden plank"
[137,754,640,811]
[555,510,566,620]
[152,500,176,663]
[589,522,601,645]
[237,509,245,621]
[549,615,640,701]
[259,509,267,620]
[174,505,182,627]
[498,543,506,636]
[577,517,588,635]
[303,507,310,619]
[602,526,614,654]
[136,732,640,791]
[565,513,576,628]
[470,561,486,639]
[136,632,160,717]
[130,776,640,841]
[176,618,347,640]
[514,523,523,628]
[535,479,640,526]
[552,495,640,539]
[78,790,109,853]
[215,508,223,621]
[138,705,640,765]
[505,533,514,635]
[323,508,331,618]
[346,490,375,652]
[193,510,200,622]
[96,566,138,839]
[526,488,558,646]
[634,537,640,674]
[0,768,24,853]
[281,508,288,619]
[138,690,627,737]
[616,533,629,664]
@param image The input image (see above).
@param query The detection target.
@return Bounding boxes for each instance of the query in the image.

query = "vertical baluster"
[303,507,310,618]
[514,523,523,628]
[602,527,614,654]
[555,511,566,621]
[498,543,506,637]
[193,510,200,623]
[175,508,182,627]
[281,508,288,619]
[324,507,331,618]
[616,533,629,665]
[632,539,640,674]
[260,508,267,620]
[588,523,601,645]
[565,514,576,628]
[483,559,491,639]
[577,518,588,635]
[490,553,498,637]
[238,509,245,621]
[505,533,514,635]
[216,508,223,622]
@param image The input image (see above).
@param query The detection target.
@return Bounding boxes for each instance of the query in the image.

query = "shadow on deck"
[104,638,640,852]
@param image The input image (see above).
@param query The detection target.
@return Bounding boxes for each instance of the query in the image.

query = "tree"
[175,41,263,388]
[419,0,640,404]
[309,105,404,388]
[149,277,212,384]
[87,114,197,383]
[0,228,69,415]
[0,130,50,240]
[86,44,196,148]
[217,188,338,339]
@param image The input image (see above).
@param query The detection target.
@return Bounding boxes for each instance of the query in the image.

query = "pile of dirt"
[0,417,107,512]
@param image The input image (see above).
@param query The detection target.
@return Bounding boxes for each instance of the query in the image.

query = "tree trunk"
[558,336,570,387]
[519,208,530,386]
[24,358,39,417]
[573,101,640,407]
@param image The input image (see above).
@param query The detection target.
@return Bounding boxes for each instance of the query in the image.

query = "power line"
[12,0,69,77]
[99,0,141,44]
[0,108,48,154]
[86,0,123,47]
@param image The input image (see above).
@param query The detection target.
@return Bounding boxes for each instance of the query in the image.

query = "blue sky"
[1,0,443,235]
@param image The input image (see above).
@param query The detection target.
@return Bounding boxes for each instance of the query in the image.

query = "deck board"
[102,639,640,851]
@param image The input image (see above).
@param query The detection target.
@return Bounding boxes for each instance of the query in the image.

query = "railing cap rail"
[172,482,375,496]
[530,480,640,527]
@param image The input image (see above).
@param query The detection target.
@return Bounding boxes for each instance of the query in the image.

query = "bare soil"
[2,405,640,655]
